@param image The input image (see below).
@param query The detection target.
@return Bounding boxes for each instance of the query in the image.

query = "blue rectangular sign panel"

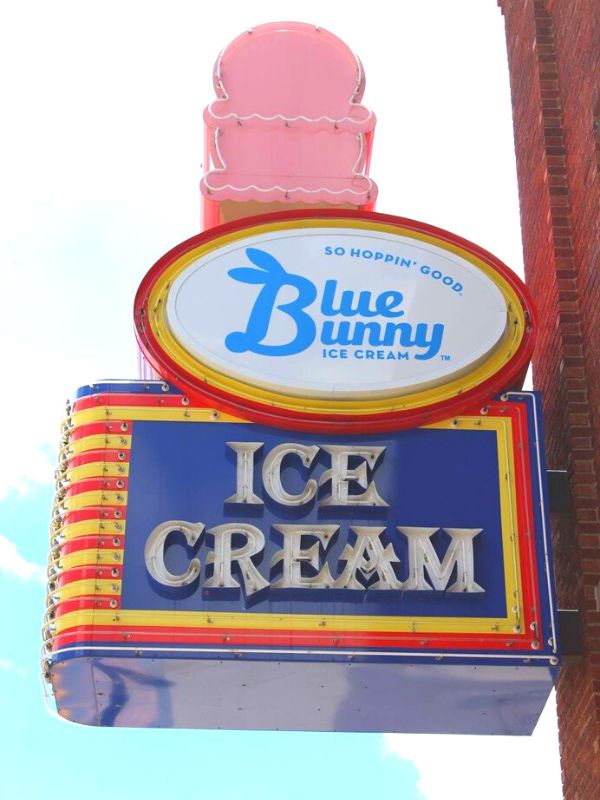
[46,384,559,733]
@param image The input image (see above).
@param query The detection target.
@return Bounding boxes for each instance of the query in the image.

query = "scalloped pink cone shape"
[200,22,377,220]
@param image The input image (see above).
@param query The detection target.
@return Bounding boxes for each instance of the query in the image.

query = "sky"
[0,1,564,798]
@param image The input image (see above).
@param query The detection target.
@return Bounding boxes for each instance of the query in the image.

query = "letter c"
[144,520,204,587]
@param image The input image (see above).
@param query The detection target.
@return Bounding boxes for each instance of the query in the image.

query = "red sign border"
[134,210,536,433]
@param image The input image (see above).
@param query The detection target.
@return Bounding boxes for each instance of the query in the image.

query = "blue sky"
[0,1,563,798]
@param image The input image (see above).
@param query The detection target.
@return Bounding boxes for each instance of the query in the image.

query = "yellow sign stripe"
[56,548,123,570]
[57,579,122,601]
[63,490,128,511]
[498,417,523,625]
[66,462,130,483]
[58,519,127,542]
[54,607,520,636]
[68,434,131,456]
[71,406,248,426]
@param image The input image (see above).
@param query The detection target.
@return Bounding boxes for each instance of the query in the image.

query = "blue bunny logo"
[225,248,317,356]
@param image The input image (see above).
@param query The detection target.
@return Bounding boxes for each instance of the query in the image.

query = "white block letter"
[399,526,484,592]
[144,520,204,587]
[204,523,269,596]
[270,524,339,588]
[319,445,388,507]
[334,526,402,590]
[262,443,319,506]
[225,442,263,504]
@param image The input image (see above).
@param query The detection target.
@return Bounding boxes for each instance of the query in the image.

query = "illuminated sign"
[135,211,535,432]
[46,383,557,733]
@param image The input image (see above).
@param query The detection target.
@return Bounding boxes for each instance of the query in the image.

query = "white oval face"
[165,227,509,399]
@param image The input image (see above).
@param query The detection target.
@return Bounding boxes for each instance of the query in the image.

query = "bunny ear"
[246,248,285,274]
[227,267,270,284]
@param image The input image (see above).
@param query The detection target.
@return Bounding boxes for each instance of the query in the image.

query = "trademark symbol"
[441,355,451,361]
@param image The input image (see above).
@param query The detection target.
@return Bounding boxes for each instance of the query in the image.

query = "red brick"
[573,459,596,473]
[579,534,600,549]
[569,413,591,426]
[577,509,600,523]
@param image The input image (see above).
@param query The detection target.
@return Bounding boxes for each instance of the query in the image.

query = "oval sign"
[135,210,535,431]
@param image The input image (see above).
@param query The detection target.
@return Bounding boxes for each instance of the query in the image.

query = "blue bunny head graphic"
[225,248,317,356]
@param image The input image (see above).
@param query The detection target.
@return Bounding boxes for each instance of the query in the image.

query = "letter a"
[398,526,484,592]
[334,527,403,590]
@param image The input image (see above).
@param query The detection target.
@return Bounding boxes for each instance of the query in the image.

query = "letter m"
[398,526,484,593]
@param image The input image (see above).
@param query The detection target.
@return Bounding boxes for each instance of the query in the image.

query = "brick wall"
[497,0,600,796]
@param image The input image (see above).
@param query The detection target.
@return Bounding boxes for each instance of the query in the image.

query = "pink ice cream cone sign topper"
[201,22,378,217]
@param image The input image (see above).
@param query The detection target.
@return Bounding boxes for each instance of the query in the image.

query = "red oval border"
[134,209,536,432]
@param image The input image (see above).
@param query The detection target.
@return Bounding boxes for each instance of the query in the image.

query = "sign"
[135,210,535,432]
[200,21,378,223]
[46,382,558,733]
[45,25,556,739]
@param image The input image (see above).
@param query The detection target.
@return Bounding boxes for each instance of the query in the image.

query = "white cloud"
[0,533,46,583]
[382,691,562,799]
[0,658,26,677]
